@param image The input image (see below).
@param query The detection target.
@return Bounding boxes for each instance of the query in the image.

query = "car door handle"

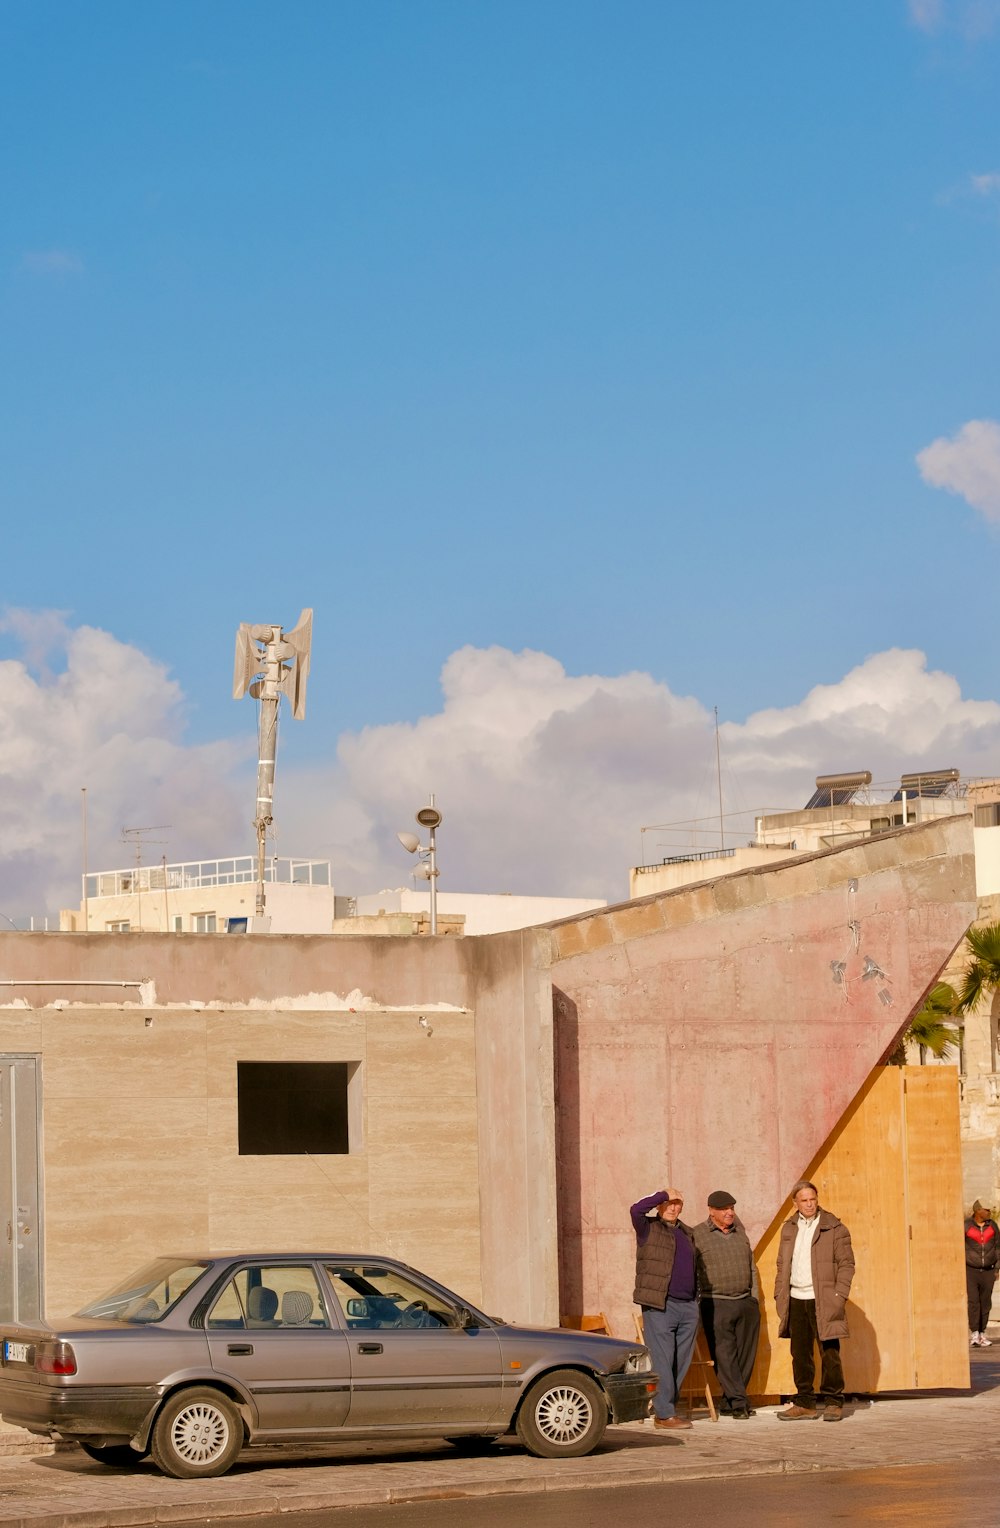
[358,1343,383,1354]
[228,1344,254,1355]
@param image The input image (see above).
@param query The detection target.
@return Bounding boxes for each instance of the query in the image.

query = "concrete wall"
[61,882,338,935]
[353,890,606,936]
[0,929,559,1326]
[630,846,794,899]
[548,816,978,1338]
[974,826,1000,897]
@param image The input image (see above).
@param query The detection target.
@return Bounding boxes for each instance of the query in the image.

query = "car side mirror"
[346,1298,369,1319]
[457,1306,478,1329]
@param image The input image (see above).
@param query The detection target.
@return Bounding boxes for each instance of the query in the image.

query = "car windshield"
[75,1258,209,1323]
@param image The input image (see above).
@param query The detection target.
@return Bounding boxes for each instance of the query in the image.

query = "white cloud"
[970,171,1000,196]
[279,644,1000,902]
[916,419,1000,522]
[19,249,84,277]
[4,621,1000,919]
[0,615,249,922]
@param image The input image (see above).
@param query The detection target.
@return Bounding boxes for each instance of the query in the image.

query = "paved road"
[195,1462,984,1528]
[0,1351,997,1526]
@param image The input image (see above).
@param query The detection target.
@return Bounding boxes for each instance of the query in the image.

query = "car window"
[325,1264,456,1330]
[207,1265,329,1331]
[76,1259,209,1323]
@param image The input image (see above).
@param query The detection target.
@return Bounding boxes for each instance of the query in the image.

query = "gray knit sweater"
[691,1220,757,1299]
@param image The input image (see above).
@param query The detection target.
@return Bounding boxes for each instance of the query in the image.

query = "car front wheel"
[150,1387,244,1479]
[515,1369,607,1458]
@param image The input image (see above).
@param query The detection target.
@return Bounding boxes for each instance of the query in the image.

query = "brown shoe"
[822,1405,843,1422]
[654,1415,693,1430]
[776,1403,818,1421]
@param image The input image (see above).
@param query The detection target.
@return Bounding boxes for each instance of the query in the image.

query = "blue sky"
[3,1,1000,912]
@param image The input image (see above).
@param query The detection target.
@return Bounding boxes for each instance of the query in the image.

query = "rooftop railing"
[84,856,331,900]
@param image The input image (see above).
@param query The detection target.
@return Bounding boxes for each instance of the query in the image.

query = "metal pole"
[428,825,438,935]
[81,787,89,933]
[254,628,281,917]
[714,707,725,852]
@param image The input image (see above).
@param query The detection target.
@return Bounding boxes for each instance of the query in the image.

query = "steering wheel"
[400,1299,431,1328]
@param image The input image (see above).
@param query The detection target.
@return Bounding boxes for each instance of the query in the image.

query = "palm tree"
[887,981,961,1067]
[956,921,1000,1073]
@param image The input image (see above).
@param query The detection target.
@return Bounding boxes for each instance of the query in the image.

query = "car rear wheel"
[515,1369,607,1458]
[150,1387,244,1479]
[78,1441,147,1468]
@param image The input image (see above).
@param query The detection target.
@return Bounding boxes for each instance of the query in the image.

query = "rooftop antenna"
[233,608,313,918]
[121,824,170,933]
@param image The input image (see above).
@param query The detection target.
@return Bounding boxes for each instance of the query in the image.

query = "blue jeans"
[642,1298,700,1419]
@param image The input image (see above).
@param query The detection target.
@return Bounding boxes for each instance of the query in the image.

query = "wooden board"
[748,1065,968,1398]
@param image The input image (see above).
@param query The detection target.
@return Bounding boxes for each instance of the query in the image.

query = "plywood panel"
[903,1067,970,1389]
[748,1066,967,1398]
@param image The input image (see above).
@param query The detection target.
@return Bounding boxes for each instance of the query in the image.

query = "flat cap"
[707,1190,736,1209]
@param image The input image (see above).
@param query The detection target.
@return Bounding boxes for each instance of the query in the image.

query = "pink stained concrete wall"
[548,816,977,1339]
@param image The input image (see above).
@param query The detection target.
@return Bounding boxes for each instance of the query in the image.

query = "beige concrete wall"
[63,882,337,935]
[0,928,560,1326]
[629,845,794,898]
[0,1002,481,1319]
[466,928,559,1325]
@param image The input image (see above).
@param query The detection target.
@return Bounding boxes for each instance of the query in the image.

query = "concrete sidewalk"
[1,1351,998,1526]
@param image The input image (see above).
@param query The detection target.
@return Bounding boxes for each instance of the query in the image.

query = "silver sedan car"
[0,1253,655,1478]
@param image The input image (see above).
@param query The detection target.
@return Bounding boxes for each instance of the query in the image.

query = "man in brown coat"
[774,1180,855,1422]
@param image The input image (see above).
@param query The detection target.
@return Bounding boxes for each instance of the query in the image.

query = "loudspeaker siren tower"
[233,608,313,919]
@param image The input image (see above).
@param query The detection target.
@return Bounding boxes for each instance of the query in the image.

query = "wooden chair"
[633,1312,719,1423]
[560,1313,612,1336]
[679,1329,719,1421]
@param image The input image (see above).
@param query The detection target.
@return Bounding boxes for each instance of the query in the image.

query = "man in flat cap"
[691,1190,760,1419]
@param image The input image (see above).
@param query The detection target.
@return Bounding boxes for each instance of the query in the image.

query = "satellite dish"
[416,807,442,829]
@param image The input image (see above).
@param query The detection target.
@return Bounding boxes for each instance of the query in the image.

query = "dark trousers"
[967,1266,996,1333]
[789,1297,844,1408]
[700,1294,760,1409]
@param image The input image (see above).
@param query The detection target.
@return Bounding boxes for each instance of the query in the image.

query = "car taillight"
[35,1342,77,1376]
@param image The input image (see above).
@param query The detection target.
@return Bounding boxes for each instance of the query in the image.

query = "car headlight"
[624,1349,652,1374]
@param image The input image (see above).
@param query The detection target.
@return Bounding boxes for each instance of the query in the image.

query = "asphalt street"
[194,1461,985,1528]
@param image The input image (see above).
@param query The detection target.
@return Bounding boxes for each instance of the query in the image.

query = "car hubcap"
[170,1403,230,1464]
[535,1385,592,1444]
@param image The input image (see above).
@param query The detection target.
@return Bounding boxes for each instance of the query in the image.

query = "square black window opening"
[238,1060,352,1155]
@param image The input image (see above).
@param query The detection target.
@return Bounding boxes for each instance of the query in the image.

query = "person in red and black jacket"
[965,1199,999,1347]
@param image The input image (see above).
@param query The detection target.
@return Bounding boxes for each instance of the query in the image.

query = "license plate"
[3,1341,29,1363]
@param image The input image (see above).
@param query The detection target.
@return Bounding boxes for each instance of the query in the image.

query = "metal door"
[323,1262,504,1429]
[0,1058,42,1322]
[204,1262,352,1434]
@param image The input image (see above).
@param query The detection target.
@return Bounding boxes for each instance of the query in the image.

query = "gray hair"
[791,1180,818,1199]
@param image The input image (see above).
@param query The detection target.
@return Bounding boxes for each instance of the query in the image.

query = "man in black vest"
[630,1186,699,1430]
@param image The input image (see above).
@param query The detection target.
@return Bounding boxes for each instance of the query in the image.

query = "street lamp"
[397,797,442,934]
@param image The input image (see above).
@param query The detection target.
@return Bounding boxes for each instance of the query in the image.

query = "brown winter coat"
[774,1208,855,1341]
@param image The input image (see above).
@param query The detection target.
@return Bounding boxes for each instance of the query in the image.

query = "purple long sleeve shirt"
[629,1192,696,1302]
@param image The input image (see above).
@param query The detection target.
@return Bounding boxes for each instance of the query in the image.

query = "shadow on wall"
[553,986,583,1320]
[842,1302,881,1396]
